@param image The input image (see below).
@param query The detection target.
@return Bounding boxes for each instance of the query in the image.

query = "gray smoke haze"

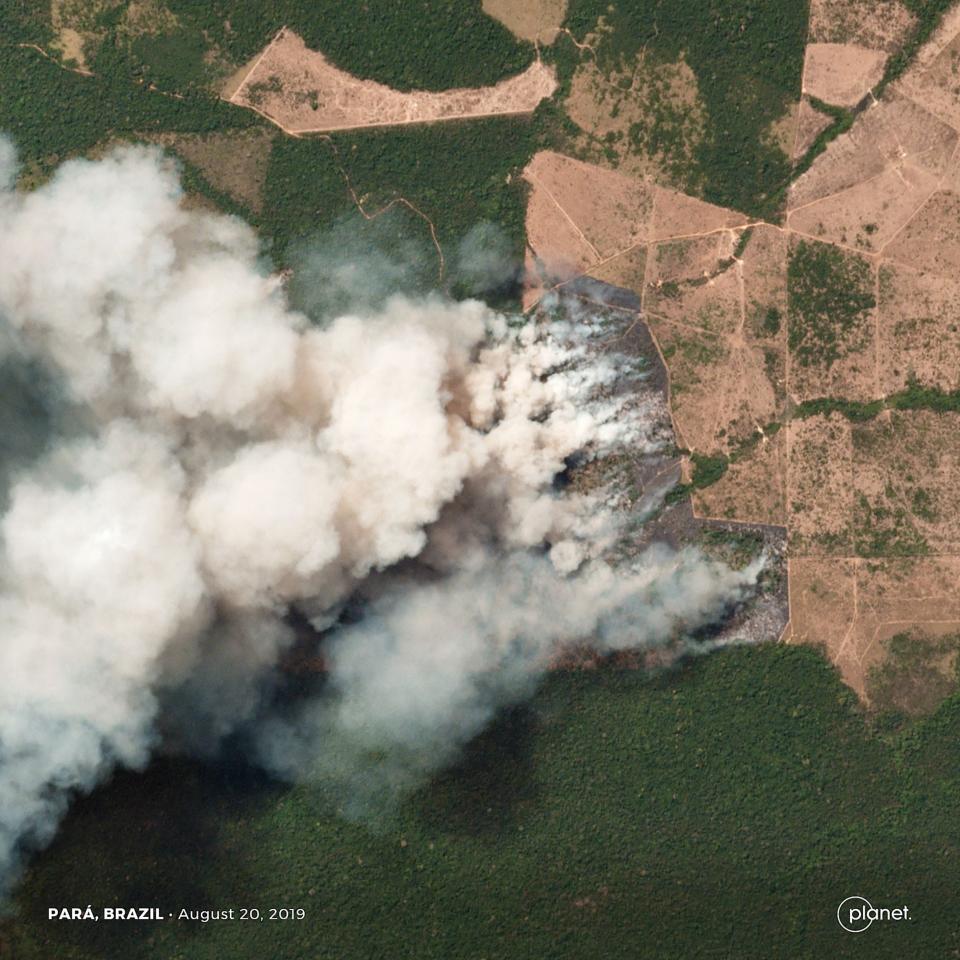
[0,140,760,891]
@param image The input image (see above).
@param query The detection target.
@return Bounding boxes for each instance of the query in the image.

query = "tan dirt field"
[788,162,939,252]
[693,431,788,525]
[786,414,855,556]
[808,0,916,52]
[523,151,654,259]
[649,188,747,239]
[883,190,960,274]
[789,557,960,698]
[803,43,887,106]
[524,184,600,282]
[645,242,742,333]
[587,245,648,292]
[522,149,744,288]
[876,261,960,393]
[645,317,732,453]
[787,93,958,216]
[225,29,557,134]
[481,0,567,44]
[896,27,960,130]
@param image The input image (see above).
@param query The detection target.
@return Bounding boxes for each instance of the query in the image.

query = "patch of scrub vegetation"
[166,0,535,92]
[13,644,960,959]
[751,303,782,338]
[793,396,885,421]
[868,632,960,717]
[852,490,930,558]
[787,239,876,369]
[561,0,808,217]
[561,53,707,189]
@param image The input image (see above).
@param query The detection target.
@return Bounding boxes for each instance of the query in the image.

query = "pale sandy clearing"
[694,431,788,526]
[877,261,960,394]
[895,13,960,130]
[803,43,887,106]
[523,150,654,259]
[787,93,958,214]
[884,189,960,274]
[225,29,557,134]
[482,0,567,44]
[520,150,745,288]
[790,557,960,698]
[786,414,855,556]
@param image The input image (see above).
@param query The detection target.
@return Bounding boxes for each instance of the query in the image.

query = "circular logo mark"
[837,896,874,933]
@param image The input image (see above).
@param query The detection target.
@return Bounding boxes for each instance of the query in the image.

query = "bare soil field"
[481,0,567,44]
[523,151,654,260]
[787,414,855,556]
[587,245,648,294]
[789,163,939,253]
[521,149,738,287]
[883,189,960,273]
[524,183,599,282]
[645,239,742,333]
[896,28,960,130]
[225,29,557,134]
[646,317,732,453]
[694,431,788,525]
[803,43,887,106]
[876,261,960,393]
[787,94,957,234]
[790,556,960,698]
[649,189,747,240]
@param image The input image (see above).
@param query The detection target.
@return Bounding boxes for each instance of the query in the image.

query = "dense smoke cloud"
[0,141,759,890]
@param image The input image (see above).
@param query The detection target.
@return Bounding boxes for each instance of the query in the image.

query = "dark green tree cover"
[795,379,960,421]
[165,0,534,91]
[10,644,960,959]
[262,118,535,272]
[0,35,259,174]
[562,0,809,218]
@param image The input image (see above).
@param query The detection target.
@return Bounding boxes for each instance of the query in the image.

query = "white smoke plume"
[0,140,759,889]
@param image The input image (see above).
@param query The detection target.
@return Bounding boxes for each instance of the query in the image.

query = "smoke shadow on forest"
[14,757,282,958]
[411,704,539,838]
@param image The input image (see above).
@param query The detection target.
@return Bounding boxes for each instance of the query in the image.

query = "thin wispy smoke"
[0,141,759,890]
